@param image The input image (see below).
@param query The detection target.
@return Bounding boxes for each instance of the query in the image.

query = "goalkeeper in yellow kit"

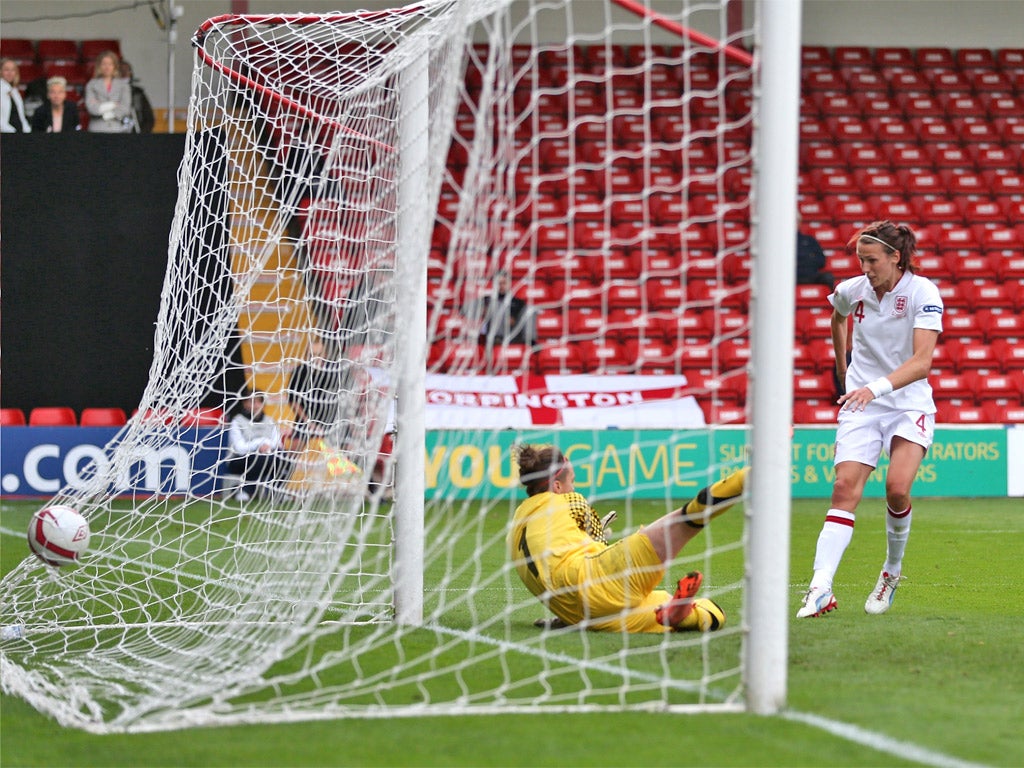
[508,443,747,633]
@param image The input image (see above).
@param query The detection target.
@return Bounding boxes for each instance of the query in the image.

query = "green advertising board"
[424,427,1009,500]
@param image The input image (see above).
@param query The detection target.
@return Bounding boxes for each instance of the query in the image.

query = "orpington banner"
[421,374,707,429]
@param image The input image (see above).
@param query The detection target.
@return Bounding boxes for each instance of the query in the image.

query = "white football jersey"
[829,271,944,413]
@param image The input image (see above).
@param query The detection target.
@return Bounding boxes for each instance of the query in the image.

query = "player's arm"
[839,328,939,409]
[830,308,849,389]
[885,327,940,389]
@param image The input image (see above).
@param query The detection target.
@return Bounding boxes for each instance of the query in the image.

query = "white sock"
[809,509,855,591]
[883,504,912,575]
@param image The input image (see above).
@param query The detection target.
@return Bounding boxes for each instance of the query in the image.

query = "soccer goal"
[0,0,799,731]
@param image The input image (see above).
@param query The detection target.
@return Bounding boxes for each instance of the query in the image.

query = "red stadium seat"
[846,145,889,170]
[801,46,833,69]
[874,47,914,67]
[953,118,1001,144]
[181,407,224,427]
[944,310,987,340]
[944,404,988,424]
[845,70,887,92]
[980,310,1024,341]
[887,144,932,169]
[897,93,944,118]
[834,46,872,68]
[489,344,530,375]
[918,199,963,227]
[792,399,839,425]
[930,145,973,171]
[0,407,27,426]
[927,69,972,93]
[956,47,996,69]
[963,282,1014,311]
[802,69,846,91]
[887,69,930,92]
[80,407,128,427]
[29,407,77,426]
[795,307,833,343]
[609,308,670,340]
[995,48,1024,71]
[36,39,79,63]
[80,39,122,61]
[578,339,626,372]
[972,145,1022,171]
[958,199,1007,227]
[794,373,836,400]
[973,371,1024,403]
[981,93,1022,119]
[623,337,679,371]
[914,47,955,68]
[0,38,35,64]
[931,372,977,401]
[914,119,959,144]
[984,402,1024,424]
[933,281,967,311]
[945,339,1000,372]
[991,251,1024,284]
[804,337,839,374]
[534,342,584,374]
[979,225,1024,250]
[945,253,997,281]
[990,340,1024,375]
[824,117,874,143]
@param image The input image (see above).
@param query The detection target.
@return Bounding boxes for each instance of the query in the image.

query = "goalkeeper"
[508,443,747,633]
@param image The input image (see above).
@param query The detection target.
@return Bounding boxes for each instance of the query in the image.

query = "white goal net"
[1,0,798,731]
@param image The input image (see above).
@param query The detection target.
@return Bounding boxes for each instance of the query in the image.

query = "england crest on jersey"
[893,295,908,317]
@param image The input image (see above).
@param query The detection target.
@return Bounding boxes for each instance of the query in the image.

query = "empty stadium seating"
[0,407,27,426]
[79,407,129,427]
[28,407,77,426]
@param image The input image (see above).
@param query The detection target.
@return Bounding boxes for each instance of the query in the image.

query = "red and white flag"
[422,374,706,429]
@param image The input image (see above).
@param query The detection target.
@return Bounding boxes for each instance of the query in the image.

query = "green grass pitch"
[2,496,1021,767]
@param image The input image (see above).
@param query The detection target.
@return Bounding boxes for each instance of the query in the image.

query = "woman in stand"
[226,390,288,502]
[1,58,31,133]
[84,50,132,133]
[797,221,943,619]
[31,76,81,133]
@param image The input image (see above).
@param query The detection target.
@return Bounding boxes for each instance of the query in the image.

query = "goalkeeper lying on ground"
[508,443,747,633]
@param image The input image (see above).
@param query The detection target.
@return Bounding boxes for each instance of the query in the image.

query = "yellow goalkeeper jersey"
[508,491,606,606]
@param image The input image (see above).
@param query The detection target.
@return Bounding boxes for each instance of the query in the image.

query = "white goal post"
[0,0,799,731]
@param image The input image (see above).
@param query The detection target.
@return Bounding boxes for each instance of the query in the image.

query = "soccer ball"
[27,505,90,567]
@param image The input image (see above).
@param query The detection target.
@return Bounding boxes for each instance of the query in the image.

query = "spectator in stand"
[476,270,534,348]
[30,76,81,133]
[85,50,133,133]
[796,217,835,287]
[226,389,289,502]
[120,60,155,133]
[1,58,31,133]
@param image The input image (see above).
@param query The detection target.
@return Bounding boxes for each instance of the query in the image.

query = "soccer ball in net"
[27,505,90,567]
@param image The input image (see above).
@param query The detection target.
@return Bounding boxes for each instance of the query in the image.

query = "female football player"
[508,443,747,633]
[797,221,943,619]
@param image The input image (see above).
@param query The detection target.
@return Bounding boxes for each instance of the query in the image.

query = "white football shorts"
[834,406,935,467]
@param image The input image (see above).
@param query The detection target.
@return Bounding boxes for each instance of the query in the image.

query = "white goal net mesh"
[1,0,763,731]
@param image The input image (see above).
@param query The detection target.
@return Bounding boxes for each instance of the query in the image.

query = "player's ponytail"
[850,220,918,273]
[515,443,567,496]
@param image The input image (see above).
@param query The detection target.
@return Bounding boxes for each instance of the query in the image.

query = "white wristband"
[866,377,893,398]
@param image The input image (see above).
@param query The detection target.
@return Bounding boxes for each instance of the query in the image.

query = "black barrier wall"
[1,135,184,415]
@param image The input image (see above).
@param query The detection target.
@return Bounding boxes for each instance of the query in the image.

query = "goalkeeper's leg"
[677,467,748,528]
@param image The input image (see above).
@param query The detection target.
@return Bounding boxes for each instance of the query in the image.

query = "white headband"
[859,233,897,252]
